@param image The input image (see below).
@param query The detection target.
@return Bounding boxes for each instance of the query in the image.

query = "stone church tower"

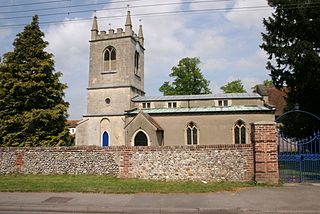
[76,11,145,146]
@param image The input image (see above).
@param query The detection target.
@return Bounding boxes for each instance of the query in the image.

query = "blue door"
[102,131,109,147]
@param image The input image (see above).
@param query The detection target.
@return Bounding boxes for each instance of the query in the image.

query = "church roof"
[127,105,273,115]
[132,93,261,102]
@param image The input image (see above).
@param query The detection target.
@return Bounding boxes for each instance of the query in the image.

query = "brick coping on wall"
[0,144,253,152]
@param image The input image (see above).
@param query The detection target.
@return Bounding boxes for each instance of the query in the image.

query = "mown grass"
[0,174,271,193]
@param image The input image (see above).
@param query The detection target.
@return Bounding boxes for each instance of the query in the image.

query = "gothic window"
[186,122,198,145]
[134,51,139,74]
[234,120,246,144]
[104,46,116,71]
[134,130,148,146]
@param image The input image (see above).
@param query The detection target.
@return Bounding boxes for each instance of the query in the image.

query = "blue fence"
[278,131,320,183]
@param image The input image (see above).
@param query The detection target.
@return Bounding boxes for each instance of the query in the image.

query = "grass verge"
[0,174,270,193]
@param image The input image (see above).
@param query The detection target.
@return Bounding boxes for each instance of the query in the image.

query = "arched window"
[102,131,109,147]
[234,120,246,144]
[134,130,148,146]
[104,46,116,71]
[134,51,139,74]
[186,122,198,145]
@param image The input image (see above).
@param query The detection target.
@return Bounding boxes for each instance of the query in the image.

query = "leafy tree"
[159,57,211,95]
[220,80,246,93]
[263,79,273,87]
[0,15,71,147]
[261,0,320,136]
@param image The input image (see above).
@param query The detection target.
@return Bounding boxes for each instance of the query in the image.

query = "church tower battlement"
[87,11,145,116]
[91,11,144,45]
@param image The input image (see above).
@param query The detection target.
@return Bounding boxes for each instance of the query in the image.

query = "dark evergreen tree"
[159,57,211,95]
[0,15,70,146]
[261,0,320,137]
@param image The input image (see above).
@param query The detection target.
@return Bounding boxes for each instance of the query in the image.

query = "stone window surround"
[218,99,229,107]
[185,121,199,145]
[233,119,248,144]
[142,102,151,109]
[103,46,116,72]
[167,102,177,108]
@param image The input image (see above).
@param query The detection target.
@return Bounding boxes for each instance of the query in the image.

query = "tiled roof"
[127,105,272,115]
[132,93,261,102]
[65,120,80,128]
[254,85,287,116]
[265,87,287,116]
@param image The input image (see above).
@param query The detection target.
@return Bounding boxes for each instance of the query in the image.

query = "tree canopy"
[220,80,246,93]
[261,0,320,136]
[159,57,211,95]
[0,15,71,146]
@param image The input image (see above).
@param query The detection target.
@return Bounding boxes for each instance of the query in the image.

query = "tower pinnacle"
[138,22,144,47]
[125,10,133,35]
[91,16,98,40]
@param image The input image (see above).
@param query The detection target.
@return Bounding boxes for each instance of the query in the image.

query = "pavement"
[0,184,320,214]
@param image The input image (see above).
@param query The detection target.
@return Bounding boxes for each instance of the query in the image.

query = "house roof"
[132,93,261,102]
[127,105,273,115]
[254,85,287,116]
[265,87,287,116]
[254,85,269,96]
[65,120,80,128]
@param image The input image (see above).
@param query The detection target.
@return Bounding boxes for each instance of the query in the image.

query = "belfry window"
[234,120,246,144]
[186,122,198,145]
[104,46,116,71]
[134,51,139,74]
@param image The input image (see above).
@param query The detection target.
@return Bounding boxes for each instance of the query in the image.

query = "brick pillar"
[119,150,132,178]
[15,150,25,173]
[252,121,279,183]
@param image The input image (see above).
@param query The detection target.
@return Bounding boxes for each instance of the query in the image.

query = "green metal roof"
[132,93,261,102]
[127,105,273,115]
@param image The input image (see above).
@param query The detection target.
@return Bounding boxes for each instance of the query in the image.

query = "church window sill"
[101,70,117,74]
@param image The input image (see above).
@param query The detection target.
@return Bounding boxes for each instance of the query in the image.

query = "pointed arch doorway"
[102,131,109,147]
[134,131,148,146]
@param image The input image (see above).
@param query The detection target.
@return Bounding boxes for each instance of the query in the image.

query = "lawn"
[0,175,263,193]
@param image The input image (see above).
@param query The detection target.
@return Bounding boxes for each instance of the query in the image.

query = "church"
[76,11,275,147]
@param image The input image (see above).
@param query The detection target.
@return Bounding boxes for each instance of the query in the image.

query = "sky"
[0,0,274,119]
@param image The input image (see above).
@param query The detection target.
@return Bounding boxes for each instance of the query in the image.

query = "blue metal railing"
[278,131,320,183]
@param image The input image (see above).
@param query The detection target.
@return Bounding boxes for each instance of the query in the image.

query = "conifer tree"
[261,0,320,136]
[0,15,70,146]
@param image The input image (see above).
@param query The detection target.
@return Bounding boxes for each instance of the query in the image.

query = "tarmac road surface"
[0,184,320,214]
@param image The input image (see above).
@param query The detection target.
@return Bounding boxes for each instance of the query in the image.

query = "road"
[0,184,320,213]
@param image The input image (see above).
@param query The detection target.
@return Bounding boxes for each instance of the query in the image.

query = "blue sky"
[0,0,274,119]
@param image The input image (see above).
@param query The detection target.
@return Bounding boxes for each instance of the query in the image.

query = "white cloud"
[225,0,273,28]
[201,58,229,72]
[190,1,228,10]
[44,20,91,118]
[234,49,268,69]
